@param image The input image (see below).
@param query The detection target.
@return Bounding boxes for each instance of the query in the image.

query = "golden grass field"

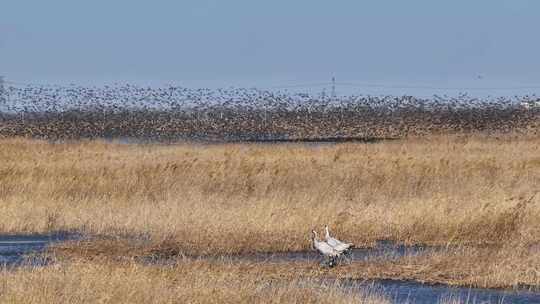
[1,135,539,250]
[0,134,539,302]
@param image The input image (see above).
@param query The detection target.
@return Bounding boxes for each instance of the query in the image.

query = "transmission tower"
[331,76,336,99]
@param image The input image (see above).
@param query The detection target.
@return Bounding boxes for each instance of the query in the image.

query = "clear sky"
[1,0,540,95]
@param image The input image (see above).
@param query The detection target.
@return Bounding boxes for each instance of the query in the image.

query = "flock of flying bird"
[311,225,354,267]
[0,84,539,141]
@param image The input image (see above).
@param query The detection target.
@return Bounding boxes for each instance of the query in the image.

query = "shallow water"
[193,240,438,264]
[0,234,73,267]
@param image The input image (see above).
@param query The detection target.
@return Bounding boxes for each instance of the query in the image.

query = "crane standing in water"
[311,230,340,267]
[324,225,354,263]
[325,225,354,253]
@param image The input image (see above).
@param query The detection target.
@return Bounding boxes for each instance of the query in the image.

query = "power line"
[258,81,540,92]
[266,82,330,89]
[4,78,540,92]
[335,82,540,91]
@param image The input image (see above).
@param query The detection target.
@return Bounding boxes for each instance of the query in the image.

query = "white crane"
[325,225,354,253]
[311,230,340,267]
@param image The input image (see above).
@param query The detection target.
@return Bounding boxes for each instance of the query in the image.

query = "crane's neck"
[325,226,330,238]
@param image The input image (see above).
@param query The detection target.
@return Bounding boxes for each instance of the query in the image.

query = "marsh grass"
[0,135,539,254]
[48,240,540,290]
[1,135,540,302]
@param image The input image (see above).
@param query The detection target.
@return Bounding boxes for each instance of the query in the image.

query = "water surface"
[0,234,73,267]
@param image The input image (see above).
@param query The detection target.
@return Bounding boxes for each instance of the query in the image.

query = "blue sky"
[1,0,540,95]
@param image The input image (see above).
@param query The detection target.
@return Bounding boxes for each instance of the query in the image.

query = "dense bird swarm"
[0,85,538,141]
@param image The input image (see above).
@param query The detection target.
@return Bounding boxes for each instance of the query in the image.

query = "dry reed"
[0,135,539,255]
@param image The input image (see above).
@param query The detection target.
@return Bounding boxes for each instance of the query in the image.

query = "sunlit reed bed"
[1,134,538,250]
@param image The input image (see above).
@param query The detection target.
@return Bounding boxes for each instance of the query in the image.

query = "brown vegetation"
[1,135,539,254]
